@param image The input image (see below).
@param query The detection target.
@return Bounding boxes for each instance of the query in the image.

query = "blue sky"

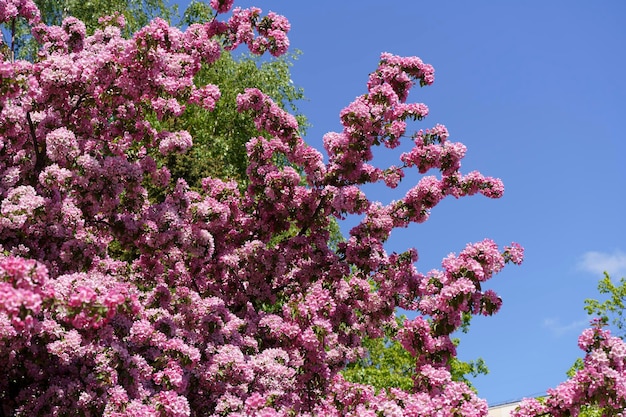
[178,0,626,405]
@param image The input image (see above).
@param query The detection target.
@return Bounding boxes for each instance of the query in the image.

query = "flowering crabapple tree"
[0,0,619,415]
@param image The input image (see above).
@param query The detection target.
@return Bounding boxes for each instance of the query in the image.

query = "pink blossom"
[154,391,191,417]
[1,185,45,228]
[61,16,86,51]
[0,0,40,24]
[47,329,82,364]
[158,130,193,155]
[189,84,221,110]
[210,0,234,13]
[504,242,525,265]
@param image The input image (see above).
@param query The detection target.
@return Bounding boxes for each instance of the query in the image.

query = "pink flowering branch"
[234,48,525,413]
[223,7,290,57]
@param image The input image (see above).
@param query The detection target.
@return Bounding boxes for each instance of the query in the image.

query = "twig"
[26,112,46,177]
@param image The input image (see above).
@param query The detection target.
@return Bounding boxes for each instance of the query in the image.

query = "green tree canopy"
[584,272,626,339]
[342,316,489,393]
[156,50,307,189]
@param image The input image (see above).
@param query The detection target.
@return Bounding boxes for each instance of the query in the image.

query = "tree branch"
[26,111,46,179]
[298,192,326,237]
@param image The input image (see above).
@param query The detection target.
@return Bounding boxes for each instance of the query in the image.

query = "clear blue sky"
[178,0,626,405]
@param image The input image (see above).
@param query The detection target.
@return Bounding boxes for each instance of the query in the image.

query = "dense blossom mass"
[0,0,624,415]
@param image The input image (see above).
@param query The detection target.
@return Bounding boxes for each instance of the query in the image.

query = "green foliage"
[180,0,214,27]
[342,327,415,392]
[160,50,307,189]
[584,272,626,339]
[342,316,489,393]
[449,349,489,386]
[577,404,605,417]
[38,0,174,32]
[566,357,584,378]
[528,397,603,417]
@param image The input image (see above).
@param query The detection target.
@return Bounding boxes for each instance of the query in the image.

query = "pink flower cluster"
[0,0,40,25]
[513,322,626,417]
[309,374,489,417]
[225,7,290,57]
[210,0,235,14]
[11,2,624,417]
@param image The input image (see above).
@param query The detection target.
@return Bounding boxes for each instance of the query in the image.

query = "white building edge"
[487,400,522,417]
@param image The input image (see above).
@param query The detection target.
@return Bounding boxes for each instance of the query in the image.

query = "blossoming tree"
[0,0,623,415]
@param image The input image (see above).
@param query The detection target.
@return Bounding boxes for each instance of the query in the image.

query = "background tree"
[157,50,306,189]
[343,316,489,392]
[584,272,626,339]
